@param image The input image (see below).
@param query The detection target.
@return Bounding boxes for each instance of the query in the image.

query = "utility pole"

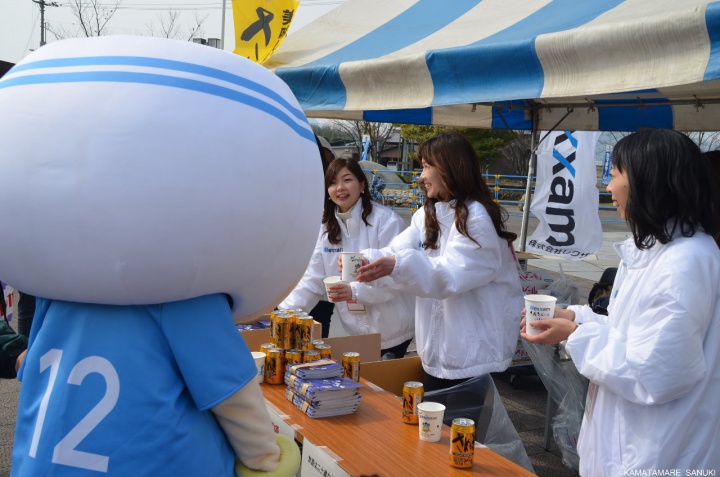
[31,0,59,47]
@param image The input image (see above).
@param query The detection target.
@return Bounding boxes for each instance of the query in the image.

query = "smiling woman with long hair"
[522,129,720,476]
[279,158,415,358]
[356,131,524,391]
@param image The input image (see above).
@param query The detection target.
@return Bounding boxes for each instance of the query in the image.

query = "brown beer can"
[314,344,332,360]
[295,316,315,344]
[264,348,284,385]
[303,350,321,363]
[259,343,275,355]
[275,315,293,350]
[285,349,302,365]
[311,340,325,349]
[450,418,475,468]
[402,381,424,424]
[342,352,361,382]
[296,340,313,351]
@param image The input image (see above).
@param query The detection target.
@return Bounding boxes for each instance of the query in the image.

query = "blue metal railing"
[361,168,620,222]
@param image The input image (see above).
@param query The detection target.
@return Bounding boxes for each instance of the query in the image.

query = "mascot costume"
[0,36,323,476]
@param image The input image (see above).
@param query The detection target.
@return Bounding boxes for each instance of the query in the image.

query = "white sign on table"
[301,438,351,477]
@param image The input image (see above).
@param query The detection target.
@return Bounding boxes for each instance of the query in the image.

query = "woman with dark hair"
[356,131,524,391]
[307,135,338,338]
[522,129,720,476]
[279,158,415,358]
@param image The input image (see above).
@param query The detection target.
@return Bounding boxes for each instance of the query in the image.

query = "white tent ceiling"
[268,0,720,131]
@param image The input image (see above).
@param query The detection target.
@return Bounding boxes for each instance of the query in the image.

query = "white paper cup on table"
[340,252,365,282]
[417,402,446,442]
[323,276,343,302]
[524,294,557,336]
[251,351,266,383]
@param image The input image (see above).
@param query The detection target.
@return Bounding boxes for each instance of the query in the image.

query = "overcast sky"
[0,0,344,64]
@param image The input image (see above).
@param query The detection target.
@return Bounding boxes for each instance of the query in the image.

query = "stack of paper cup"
[323,276,342,302]
[524,294,557,336]
[340,252,365,282]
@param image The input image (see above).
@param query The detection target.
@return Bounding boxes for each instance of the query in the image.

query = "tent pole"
[518,108,538,251]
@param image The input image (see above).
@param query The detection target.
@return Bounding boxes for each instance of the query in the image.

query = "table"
[261,379,535,476]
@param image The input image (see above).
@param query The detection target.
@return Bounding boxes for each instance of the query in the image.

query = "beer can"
[450,418,475,468]
[285,349,302,365]
[303,350,321,363]
[402,381,424,424]
[295,316,315,345]
[295,340,313,351]
[264,348,284,385]
[314,344,332,360]
[275,315,293,350]
[259,343,275,354]
[312,340,325,349]
[342,352,361,382]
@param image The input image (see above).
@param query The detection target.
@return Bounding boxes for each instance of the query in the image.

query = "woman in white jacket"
[522,130,720,476]
[356,131,524,391]
[279,158,415,358]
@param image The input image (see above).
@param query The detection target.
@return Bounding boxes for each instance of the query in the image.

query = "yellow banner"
[232,0,300,64]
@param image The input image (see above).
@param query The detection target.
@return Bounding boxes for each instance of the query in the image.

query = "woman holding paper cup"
[522,130,720,476]
[279,158,415,359]
[355,131,524,391]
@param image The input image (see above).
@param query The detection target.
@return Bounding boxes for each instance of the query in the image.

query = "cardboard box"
[239,315,321,352]
[323,333,381,363]
[361,356,424,396]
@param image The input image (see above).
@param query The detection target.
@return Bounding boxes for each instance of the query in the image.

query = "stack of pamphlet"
[284,360,362,418]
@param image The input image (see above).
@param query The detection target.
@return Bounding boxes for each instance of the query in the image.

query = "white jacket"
[363,201,524,379]
[279,202,415,349]
[566,232,720,476]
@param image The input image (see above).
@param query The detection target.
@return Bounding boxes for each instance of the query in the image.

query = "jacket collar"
[335,202,364,237]
[613,221,697,269]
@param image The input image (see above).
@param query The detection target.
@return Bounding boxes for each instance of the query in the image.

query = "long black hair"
[613,130,720,249]
[322,158,373,245]
[417,131,516,249]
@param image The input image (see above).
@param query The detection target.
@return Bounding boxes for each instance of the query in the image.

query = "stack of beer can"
[262,309,331,384]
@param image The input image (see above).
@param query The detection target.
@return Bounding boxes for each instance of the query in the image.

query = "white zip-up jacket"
[566,231,720,476]
[279,202,414,349]
[363,200,523,379]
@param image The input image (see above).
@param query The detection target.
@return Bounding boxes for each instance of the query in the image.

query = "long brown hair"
[418,131,516,249]
[322,158,373,245]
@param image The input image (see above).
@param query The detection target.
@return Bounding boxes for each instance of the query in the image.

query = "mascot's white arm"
[213,384,301,477]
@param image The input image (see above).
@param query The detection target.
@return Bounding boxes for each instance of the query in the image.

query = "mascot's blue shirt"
[12,294,253,477]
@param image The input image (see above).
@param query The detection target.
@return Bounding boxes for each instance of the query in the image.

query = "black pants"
[17,292,36,339]
[309,300,334,339]
[423,372,471,393]
[380,338,413,360]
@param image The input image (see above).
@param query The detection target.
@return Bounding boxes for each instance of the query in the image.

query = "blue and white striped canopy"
[268,0,720,131]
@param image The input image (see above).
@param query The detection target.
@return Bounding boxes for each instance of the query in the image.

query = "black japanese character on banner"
[241,7,274,46]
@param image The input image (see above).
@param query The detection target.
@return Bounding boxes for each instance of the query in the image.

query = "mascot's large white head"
[0,36,323,323]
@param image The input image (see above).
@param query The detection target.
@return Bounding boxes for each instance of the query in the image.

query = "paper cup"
[417,401,445,442]
[323,276,343,302]
[340,252,365,282]
[251,351,266,383]
[524,294,557,336]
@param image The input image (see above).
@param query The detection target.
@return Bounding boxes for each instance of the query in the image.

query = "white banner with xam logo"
[527,130,602,261]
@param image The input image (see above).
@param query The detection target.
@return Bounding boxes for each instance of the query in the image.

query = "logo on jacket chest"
[324,247,342,253]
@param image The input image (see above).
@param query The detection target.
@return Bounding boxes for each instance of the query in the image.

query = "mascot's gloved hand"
[234,435,301,477]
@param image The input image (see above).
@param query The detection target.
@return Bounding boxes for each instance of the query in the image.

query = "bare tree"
[499,132,532,176]
[72,0,123,37]
[146,10,208,41]
[688,131,720,152]
[331,120,395,163]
